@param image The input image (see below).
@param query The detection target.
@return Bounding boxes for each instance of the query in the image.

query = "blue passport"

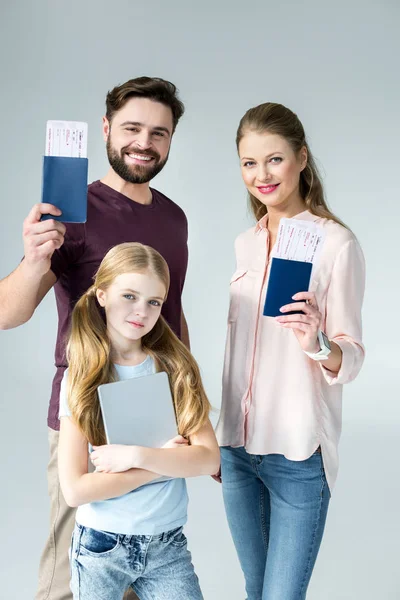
[41,156,88,223]
[263,257,313,317]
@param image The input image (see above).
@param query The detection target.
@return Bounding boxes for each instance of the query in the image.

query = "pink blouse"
[216,210,365,491]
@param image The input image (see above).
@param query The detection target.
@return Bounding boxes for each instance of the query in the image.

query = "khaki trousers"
[35,428,139,600]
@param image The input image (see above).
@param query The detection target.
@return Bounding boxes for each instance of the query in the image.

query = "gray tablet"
[97,371,178,448]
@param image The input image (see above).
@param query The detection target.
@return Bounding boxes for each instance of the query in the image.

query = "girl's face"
[96,270,167,344]
[238,131,307,212]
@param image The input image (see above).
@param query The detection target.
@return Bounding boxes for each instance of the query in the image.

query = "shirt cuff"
[319,337,363,386]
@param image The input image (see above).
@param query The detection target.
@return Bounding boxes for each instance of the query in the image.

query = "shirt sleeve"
[58,368,72,418]
[321,238,366,385]
[50,223,86,280]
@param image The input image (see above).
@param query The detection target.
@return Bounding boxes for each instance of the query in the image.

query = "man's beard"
[106,138,168,184]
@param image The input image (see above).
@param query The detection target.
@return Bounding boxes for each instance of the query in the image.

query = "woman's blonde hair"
[66,242,211,446]
[236,102,347,228]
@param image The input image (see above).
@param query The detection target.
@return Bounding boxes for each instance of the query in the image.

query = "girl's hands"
[162,435,189,449]
[91,436,189,473]
[275,291,322,353]
[91,444,136,473]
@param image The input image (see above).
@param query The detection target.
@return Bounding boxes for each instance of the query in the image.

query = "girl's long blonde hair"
[66,242,211,446]
[236,102,348,228]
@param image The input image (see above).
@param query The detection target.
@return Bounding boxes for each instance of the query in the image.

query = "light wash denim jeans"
[221,446,330,600]
[69,523,203,599]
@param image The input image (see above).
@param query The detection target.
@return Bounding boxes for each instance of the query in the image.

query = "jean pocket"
[69,528,76,575]
[164,526,187,548]
[79,526,121,557]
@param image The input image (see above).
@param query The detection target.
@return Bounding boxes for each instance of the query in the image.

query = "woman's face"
[238,131,307,212]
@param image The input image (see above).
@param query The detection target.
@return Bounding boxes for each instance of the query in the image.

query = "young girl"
[58,242,220,600]
[215,102,365,599]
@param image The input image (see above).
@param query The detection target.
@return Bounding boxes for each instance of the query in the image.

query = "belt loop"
[122,534,132,544]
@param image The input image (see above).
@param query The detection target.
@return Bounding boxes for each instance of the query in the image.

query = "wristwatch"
[304,330,331,361]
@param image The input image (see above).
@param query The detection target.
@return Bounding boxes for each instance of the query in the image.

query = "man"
[0,76,189,600]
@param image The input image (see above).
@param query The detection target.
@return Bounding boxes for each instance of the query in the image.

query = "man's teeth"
[128,153,152,161]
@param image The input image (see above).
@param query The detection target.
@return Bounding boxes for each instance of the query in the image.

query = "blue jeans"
[69,523,203,599]
[221,447,330,600]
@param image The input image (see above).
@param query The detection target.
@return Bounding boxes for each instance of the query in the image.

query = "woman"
[58,242,220,599]
[215,103,365,600]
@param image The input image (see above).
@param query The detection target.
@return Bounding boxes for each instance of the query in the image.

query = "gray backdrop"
[1,1,399,598]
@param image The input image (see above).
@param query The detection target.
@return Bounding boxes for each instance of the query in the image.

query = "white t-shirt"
[59,356,188,535]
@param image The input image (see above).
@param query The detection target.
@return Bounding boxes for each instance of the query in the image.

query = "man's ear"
[102,116,110,143]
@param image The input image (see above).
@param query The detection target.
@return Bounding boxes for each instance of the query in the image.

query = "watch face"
[321,331,331,351]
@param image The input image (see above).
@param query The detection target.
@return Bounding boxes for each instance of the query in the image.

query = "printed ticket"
[45,120,88,158]
[273,218,325,265]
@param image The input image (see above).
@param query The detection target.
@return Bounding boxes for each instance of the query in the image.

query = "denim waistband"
[75,522,180,544]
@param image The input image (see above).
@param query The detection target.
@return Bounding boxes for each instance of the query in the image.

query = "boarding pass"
[273,218,325,264]
[45,120,88,158]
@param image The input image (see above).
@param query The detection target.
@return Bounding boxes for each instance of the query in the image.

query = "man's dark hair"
[106,76,185,132]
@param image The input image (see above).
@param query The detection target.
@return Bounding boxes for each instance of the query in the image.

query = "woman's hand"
[91,444,137,473]
[275,291,322,353]
[211,467,222,483]
[162,435,189,449]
